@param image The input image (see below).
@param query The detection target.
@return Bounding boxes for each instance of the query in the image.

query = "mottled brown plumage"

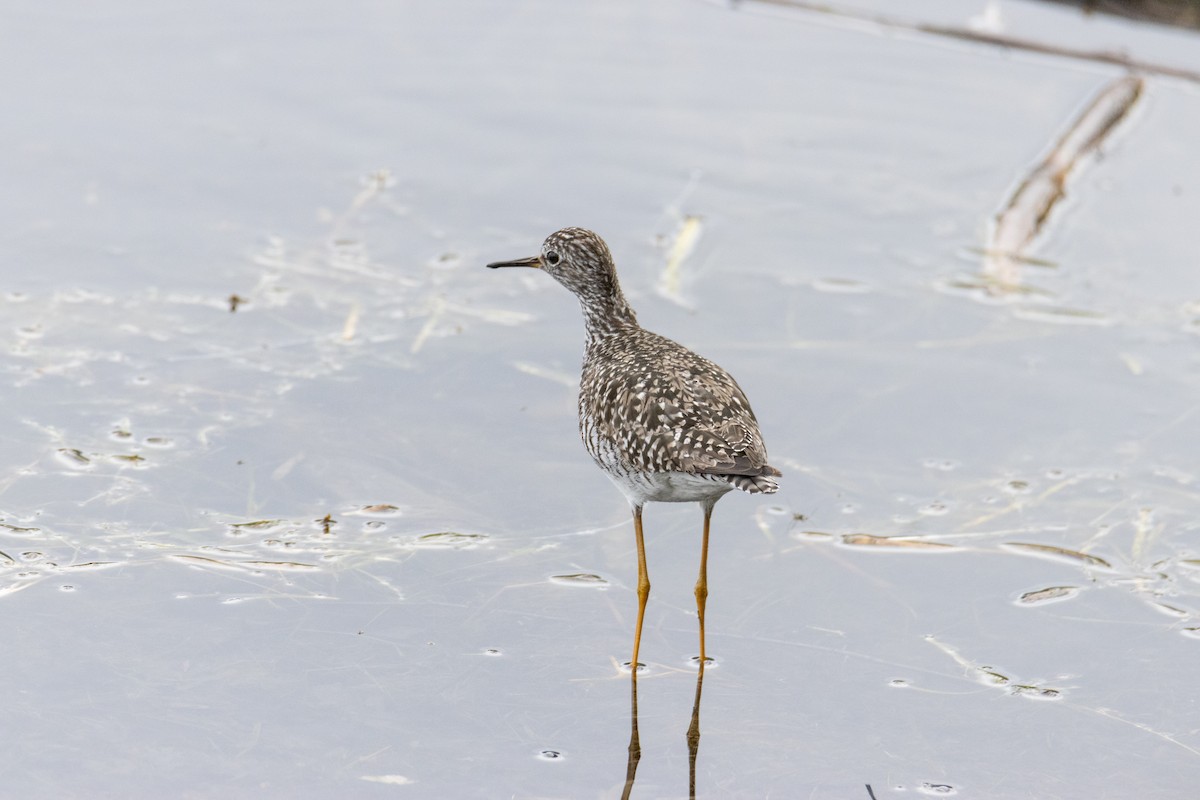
[488,226,779,671]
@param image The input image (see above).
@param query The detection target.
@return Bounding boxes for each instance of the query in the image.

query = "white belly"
[607,469,733,506]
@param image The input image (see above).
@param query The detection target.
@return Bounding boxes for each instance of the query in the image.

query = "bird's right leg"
[631,503,649,672]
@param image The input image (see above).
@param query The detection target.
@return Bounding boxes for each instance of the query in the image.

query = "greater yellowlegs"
[488,227,779,670]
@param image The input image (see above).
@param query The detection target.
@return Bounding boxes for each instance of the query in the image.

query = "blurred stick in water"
[746,1,1200,83]
[1037,0,1200,31]
[984,75,1143,291]
[658,214,704,307]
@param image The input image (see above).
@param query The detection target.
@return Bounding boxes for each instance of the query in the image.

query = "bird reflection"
[620,656,708,799]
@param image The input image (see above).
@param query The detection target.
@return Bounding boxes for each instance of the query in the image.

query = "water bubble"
[483,648,502,657]
[917,783,957,796]
[1003,480,1031,495]
[889,678,908,688]
[537,750,563,761]
[59,585,76,592]
[919,502,949,516]
[687,655,717,669]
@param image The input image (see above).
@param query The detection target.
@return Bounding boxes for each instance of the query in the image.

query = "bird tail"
[725,464,781,494]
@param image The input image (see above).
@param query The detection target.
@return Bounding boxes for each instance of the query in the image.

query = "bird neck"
[579,283,639,345]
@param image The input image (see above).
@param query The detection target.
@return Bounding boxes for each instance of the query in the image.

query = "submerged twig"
[984,75,1143,291]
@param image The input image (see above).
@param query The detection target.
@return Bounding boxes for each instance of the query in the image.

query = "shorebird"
[488,227,779,670]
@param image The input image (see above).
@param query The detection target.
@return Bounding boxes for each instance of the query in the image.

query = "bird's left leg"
[694,498,716,667]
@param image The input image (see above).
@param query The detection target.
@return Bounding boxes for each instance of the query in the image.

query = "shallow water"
[2,1,1198,797]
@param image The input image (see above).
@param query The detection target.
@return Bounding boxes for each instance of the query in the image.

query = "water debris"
[168,553,318,573]
[983,75,1143,293]
[1018,585,1080,605]
[360,775,415,786]
[229,519,288,533]
[1011,306,1112,326]
[317,513,337,535]
[1131,507,1162,563]
[228,294,245,312]
[549,573,608,587]
[1119,353,1143,376]
[1011,685,1062,700]
[811,276,872,294]
[840,533,954,550]
[1002,542,1113,570]
[792,530,834,541]
[329,169,395,239]
[511,361,577,388]
[62,561,122,572]
[658,214,703,304]
[0,582,36,599]
[746,1,1200,82]
[168,554,245,570]
[412,531,488,548]
[355,504,402,516]
[0,522,41,536]
[411,295,447,354]
[240,560,321,572]
[926,636,1063,700]
[341,303,360,341]
[56,448,91,468]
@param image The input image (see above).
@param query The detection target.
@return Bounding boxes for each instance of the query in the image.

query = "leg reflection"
[621,669,641,800]
[688,499,715,799]
[686,658,705,800]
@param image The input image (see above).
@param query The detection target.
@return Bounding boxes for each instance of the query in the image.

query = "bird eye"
[544,250,561,266]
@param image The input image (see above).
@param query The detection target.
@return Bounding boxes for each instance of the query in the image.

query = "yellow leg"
[631,504,649,672]
[695,500,714,667]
